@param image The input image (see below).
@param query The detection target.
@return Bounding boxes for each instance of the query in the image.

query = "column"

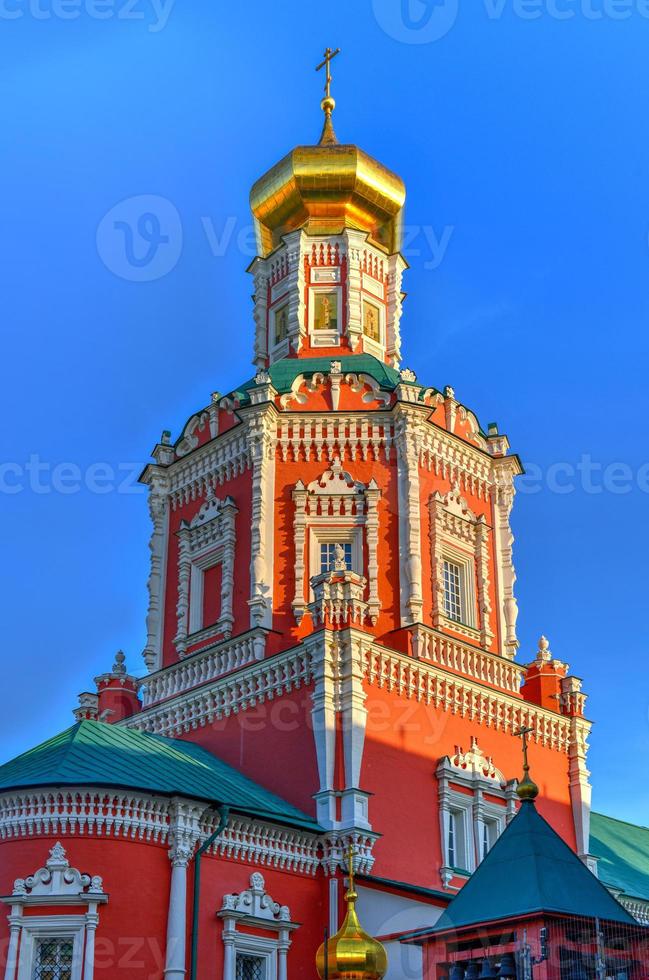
[221,920,236,980]
[84,904,99,980]
[3,907,21,980]
[277,927,291,980]
[164,800,205,980]
[164,858,189,979]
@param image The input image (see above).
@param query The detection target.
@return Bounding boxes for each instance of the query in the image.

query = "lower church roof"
[429,800,636,933]
[0,720,321,833]
[591,811,649,905]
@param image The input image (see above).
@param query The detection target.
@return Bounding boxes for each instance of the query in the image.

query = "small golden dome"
[517,767,540,801]
[316,849,388,980]
[250,51,405,259]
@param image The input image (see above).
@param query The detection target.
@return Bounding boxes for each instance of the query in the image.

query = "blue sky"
[2,0,648,824]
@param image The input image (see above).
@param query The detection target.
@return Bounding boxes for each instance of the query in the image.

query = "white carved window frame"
[436,740,517,888]
[232,935,277,979]
[445,792,474,874]
[441,543,477,630]
[1,842,108,980]
[308,525,363,590]
[16,917,86,980]
[308,281,343,347]
[219,873,297,980]
[269,298,290,357]
[429,485,494,648]
[360,293,386,360]
[175,492,237,656]
[292,461,381,625]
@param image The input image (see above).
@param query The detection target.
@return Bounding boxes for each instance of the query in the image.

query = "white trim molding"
[292,459,381,625]
[1,842,108,980]
[429,483,494,648]
[436,738,517,886]
[174,489,237,656]
[219,873,299,980]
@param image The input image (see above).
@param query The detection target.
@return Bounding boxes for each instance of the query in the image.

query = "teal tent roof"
[0,720,320,833]
[591,811,649,903]
[431,801,636,931]
[232,353,405,404]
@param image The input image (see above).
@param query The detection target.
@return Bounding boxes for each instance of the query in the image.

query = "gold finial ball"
[517,771,540,801]
[321,95,336,115]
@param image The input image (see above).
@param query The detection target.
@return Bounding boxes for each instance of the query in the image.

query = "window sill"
[440,616,481,643]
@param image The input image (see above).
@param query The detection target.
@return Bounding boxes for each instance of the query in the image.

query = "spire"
[315,46,340,145]
[514,726,539,802]
[316,845,388,979]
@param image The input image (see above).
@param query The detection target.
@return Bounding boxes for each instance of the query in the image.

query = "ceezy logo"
[96,195,183,282]
[372,0,459,43]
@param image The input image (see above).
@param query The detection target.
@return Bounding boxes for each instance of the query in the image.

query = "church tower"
[134,50,592,863]
[0,52,605,980]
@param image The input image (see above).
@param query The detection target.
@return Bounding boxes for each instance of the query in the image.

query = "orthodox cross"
[316,47,341,100]
[514,725,534,770]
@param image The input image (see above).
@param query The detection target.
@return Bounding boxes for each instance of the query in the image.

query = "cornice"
[126,628,586,753]
[0,786,376,877]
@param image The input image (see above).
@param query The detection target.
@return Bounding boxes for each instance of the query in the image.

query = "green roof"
[591,811,649,903]
[234,354,403,403]
[0,720,320,833]
[431,801,636,931]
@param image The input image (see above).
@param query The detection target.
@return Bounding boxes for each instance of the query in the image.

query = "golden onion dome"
[250,50,405,259]
[316,849,388,980]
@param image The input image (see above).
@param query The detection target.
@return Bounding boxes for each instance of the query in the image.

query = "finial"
[112,650,127,676]
[514,726,539,801]
[315,46,340,145]
[536,635,552,663]
[346,843,357,901]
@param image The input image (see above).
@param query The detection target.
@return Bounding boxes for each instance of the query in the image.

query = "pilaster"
[339,631,371,830]
[143,469,170,671]
[309,631,339,829]
[567,713,595,869]
[491,467,520,658]
[394,404,425,625]
[246,403,276,630]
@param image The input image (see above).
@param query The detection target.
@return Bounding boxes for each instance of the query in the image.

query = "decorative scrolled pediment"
[433,482,478,524]
[176,411,210,457]
[307,458,365,496]
[11,842,106,902]
[445,736,505,784]
[279,372,326,409]
[188,486,237,530]
[220,872,291,925]
[457,405,488,450]
[344,372,392,407]
[279,362,393,412]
